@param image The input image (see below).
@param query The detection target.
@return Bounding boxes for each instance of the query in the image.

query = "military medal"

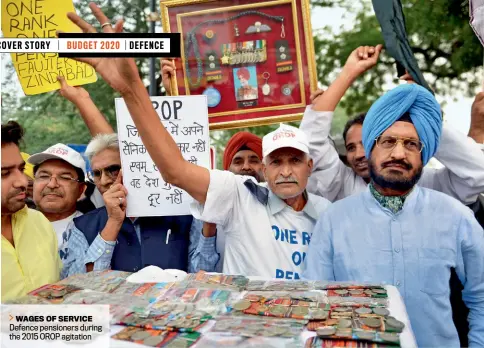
[275,40,293,73]
[337,318,352,329]
[246,21,272,34]
[143,335,165,346]
[385,318,405,332]
[281,84,293,96]
[203,29,216,44]
[202,87,221,108]
[262,72,271,95]
[362,317,381,328]
[380,332,400,343]
[355,330,376,340]
[233,299,252,311]
[205,51,222,82]
[355,307,372,315]
[316,326,336,337]
[373,307,390,316]
[291,306,309,316]
[131,331,152,341]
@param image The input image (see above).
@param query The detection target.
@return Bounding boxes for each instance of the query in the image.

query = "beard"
[369,159,423,192]
[1,188,26,215]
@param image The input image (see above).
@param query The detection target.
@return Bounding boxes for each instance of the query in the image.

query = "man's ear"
[307,158,313,176]
[77,183,86,199]
[262,162,268,181]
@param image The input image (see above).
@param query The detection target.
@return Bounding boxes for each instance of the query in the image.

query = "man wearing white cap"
[28,144,87,253]
[191,124,331,278]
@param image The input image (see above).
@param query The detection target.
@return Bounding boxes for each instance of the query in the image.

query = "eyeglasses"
[35,173,80,184]
[87,164,121,182]
[375,135,424,153]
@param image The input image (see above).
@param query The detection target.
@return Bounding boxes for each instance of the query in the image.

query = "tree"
[313,0,483,115]
[2,0,480,159]
[1,0,159,154]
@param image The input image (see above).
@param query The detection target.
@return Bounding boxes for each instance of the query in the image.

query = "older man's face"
[262,147,312,200]
[229,149,263,181]
[369,121,423,192]
[90,148,121,194]
[33,159,84,216]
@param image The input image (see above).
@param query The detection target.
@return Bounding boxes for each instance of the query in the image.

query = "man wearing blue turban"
[304,83,484,347]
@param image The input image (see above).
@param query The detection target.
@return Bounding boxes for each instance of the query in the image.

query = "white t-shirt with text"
[191,170,331,279]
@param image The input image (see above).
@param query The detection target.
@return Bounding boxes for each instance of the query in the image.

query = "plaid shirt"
[60,218,217,278]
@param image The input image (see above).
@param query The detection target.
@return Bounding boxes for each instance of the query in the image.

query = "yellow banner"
[1,0,97,95]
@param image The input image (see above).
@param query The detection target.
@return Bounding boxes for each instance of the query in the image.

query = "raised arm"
[419,123,484,204]
[161,59,176,96]
[67,3,210,203]
[311,45,382,113]
[57,76,114,135]
[301,45,382,201]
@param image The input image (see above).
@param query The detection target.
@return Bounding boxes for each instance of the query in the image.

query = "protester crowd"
[2,4,484,347]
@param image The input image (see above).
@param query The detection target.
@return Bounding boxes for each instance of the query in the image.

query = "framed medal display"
[160,0,317,130]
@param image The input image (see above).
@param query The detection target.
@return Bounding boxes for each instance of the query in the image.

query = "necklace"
[184,11,285,89]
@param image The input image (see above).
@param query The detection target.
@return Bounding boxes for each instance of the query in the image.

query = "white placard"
[115,95,210,217]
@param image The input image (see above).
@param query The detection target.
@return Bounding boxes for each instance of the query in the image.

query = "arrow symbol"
[9,314,13,321]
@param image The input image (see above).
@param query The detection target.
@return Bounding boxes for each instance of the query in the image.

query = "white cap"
[262,124,310,158]
[28,143,87,176]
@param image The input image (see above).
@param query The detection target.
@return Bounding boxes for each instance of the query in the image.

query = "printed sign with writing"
[1,0,97,95]
[115,96,210,217]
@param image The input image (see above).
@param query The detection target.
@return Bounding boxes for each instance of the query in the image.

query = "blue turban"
[362,83,442,165]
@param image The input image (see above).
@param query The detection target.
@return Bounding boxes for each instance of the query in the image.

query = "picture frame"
[160,0,317,130]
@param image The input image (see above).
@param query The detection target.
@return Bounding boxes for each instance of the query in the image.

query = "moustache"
[382,160,412,170]
[8,188,26,198]
[354,158,368,165]
[275,177,299,184]
[42,189,63,197]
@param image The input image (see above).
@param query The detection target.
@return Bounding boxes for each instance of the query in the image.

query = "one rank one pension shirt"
[191,170,331,279]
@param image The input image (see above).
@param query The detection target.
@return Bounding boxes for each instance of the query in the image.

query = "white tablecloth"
[110,284,417,348]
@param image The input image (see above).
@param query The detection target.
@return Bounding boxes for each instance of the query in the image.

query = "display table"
[109,284,417,348]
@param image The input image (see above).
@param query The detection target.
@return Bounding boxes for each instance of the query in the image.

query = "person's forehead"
[381,121,419,138]
[345,124,363,144]
[91,148,121,169]
[268,147,305,158]
[1,143,23,168]
[37,159,77,173]
[232,149,260,160]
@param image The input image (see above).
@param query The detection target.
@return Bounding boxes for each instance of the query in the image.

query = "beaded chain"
[184,10,285,89]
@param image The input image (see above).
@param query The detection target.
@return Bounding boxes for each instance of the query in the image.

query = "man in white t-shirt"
[191,124,332,278]
[28,144,86,255]
[60,6,330,278]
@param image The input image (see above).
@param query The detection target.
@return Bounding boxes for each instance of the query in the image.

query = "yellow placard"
[1,0,97,95]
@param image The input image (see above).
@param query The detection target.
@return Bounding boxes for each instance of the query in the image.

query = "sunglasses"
[87,164,121,182]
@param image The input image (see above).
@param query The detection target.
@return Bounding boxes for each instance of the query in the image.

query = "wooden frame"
[160,0,317,130]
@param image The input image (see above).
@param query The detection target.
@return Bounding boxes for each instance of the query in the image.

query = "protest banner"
[371,0,431,92]
[115,96,210,217]
[1,0,97,95]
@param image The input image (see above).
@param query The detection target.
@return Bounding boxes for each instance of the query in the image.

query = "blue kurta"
[303,185,484,347]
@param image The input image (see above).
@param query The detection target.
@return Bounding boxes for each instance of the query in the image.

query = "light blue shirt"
[303,186,484,347]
